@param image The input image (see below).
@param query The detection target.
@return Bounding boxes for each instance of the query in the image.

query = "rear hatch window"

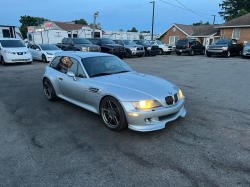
[177,40,188,45]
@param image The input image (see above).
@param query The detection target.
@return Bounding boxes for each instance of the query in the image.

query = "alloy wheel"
[43,80,52,99]
[101,100,120,128]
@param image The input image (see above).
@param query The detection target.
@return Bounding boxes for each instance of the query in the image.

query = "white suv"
[149,40,173,55]
[0,38,32,66]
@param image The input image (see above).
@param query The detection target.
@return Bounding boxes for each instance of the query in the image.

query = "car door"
[29,45,36,59]
[53,56,86,103]
[196,41,202,53]
[35,45,42,60]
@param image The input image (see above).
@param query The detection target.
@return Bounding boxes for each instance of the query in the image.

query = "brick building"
[159,23,220,49]
[214,13,250,44]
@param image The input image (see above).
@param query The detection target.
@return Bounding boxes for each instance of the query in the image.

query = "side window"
[50,56,76,74]
[50,57,61,69]
[197,41,201,46]
[35,45,40,50]
[62,38,68,44]
[118,41,124,45]
[68,38,74,45]
[77,63,86,78]
[2,29,10,38]
[134,40,139,44]
[113,40,118,44]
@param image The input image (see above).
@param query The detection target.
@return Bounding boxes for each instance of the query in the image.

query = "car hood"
[103,44,123,48]
[3,47,29,52]
[208,44,228,48]
[43,50,61,54]
[244,45,250,50]
[125,44,143,48]
[90,71,178,102]
[140,44,154,47]
[75,44,99,47]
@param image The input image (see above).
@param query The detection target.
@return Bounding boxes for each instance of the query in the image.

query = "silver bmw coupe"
[43,52,186,132]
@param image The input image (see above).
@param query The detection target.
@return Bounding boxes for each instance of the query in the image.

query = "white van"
[0,25,24,41]
[0,38,33,66]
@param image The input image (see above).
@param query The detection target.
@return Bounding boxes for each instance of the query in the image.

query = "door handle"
[59,77,63,81]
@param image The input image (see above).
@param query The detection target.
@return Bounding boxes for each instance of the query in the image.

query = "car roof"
[0,38,22,41]
[54,51,113,59]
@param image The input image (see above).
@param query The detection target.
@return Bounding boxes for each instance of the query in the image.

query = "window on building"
[169,36,179,46]
[232,28,240,39]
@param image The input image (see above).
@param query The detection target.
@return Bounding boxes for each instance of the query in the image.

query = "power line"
[159,0,222,22]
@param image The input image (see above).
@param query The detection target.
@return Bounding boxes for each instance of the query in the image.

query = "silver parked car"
[43,52,186,132]
[29,44,61,63]
[242,41,250,58]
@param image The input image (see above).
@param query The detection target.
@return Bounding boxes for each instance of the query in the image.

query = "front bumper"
[176,49,190,53]
[206,50,228,55]
[45,55,54,62]
[243,51,250,56]
[163,48,172,52]
[121,99,186,132]
[131,50,145,56]
[147,49,160,55]
[110,51,126,57]
[3,53,33,63]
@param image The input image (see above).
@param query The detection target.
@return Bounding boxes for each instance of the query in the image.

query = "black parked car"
[176,39,205,56]
[56,38,100,52]
[88,38,126,58]
[133,39,159,56]
[206,39,243,58]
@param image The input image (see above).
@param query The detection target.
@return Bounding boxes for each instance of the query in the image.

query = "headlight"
[147,47,152,50]
[179,89,184,99]
[4,50,15,54]
[81,47,88,52]
[46,52,53,55]
[131,100,162,109]
[222,47,228,50]
[130,47,136,51]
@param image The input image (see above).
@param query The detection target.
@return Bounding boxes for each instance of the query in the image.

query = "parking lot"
[0,54,250,187]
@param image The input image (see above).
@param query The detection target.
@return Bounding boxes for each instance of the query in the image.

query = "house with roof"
[159,23,220,48]
[214,13,250,44]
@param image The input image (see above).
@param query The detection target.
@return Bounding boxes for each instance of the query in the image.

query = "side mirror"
[36,48,40,51]
[67,71,76,81]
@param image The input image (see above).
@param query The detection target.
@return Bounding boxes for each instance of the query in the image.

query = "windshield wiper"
[112,70,131,74]
[91,72,112,77]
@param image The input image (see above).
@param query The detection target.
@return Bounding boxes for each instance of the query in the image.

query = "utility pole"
[150,1,155,40]
[212,15,216,25]
[92,11,99,38]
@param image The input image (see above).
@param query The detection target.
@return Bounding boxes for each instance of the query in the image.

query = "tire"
[100,96,127,131]
[207,54,211,57]
[27,62,32,64]
[176,52,181,56]
[42,54,47,63]
[1,56,6,66]
[125,50,131,58]
[43,78,58,101]
[189,50,194,56]
[225,51,230,58]
[200,49,205,55]
[159,49,164,55]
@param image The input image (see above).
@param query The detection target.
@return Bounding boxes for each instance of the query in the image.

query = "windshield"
[81,56,132,77]
[214,39,231,45]
[39,44,60,50]
[0,40,25,48]
[74,38,92,44]
[156,40,164,44]
[123,40,136,45]
[140,40,150,44]
[101,39,115,44]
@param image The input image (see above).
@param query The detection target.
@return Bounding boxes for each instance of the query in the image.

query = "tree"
[193,21,210,26]
[218,0,250,21]
[72,18,88,25]
[19,15,49,39]
[127,27,138,32]
[140,31,150,33]
[119,29,124,32]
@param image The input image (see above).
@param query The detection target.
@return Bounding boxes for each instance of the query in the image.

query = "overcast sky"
[0,0,223,33]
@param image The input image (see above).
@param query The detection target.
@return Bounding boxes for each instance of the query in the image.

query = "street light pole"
[150,1,155,41]
[92,11,99,38]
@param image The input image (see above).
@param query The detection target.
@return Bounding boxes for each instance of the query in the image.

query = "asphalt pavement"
[0,53,250,187]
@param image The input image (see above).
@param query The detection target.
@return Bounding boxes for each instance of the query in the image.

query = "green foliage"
[72,18,88,25]
[219,0,250,21]
[127,27,138,32]
[140,30,150,33]
[19,15,49,39]
[139,34,144,39]
[119,29,124,32]
[193,21,210,26]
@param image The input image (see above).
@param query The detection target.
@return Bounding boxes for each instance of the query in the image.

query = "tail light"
[187,44,189,48]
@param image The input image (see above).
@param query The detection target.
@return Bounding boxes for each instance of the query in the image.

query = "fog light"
[129,113,139,117]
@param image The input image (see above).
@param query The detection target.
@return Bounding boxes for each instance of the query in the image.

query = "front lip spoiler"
[128,107,186,132]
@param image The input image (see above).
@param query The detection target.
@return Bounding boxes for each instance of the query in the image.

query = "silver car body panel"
[243,42,250,56]
[43,52,186,132]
